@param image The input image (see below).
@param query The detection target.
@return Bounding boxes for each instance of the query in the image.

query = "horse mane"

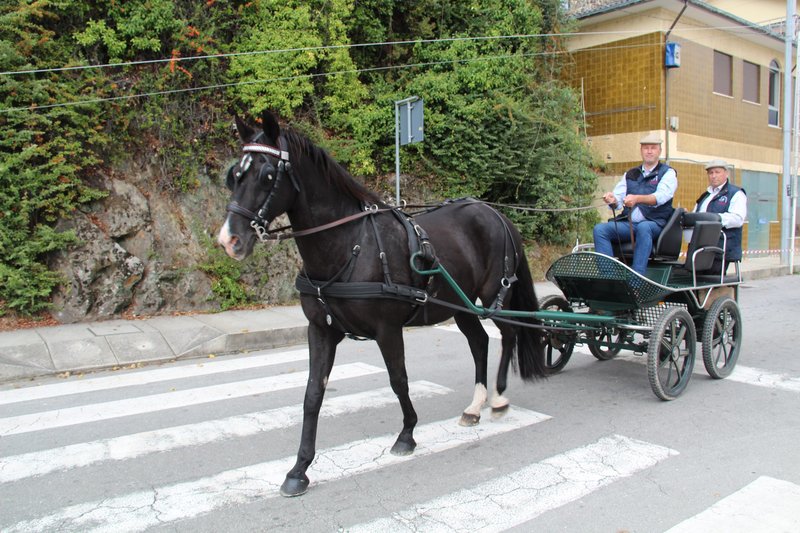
[283,129,382,206]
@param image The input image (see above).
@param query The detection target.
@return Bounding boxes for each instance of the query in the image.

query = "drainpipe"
[664,1,688,163]
[783,1,795,267]
[792,25,799,272]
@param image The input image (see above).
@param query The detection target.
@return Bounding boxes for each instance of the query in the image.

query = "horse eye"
[225,165,236,190]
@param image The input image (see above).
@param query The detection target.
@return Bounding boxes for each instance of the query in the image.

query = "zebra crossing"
[2,333,799,532]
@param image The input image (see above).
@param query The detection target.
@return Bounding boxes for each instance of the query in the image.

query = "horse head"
[218,111,299,260]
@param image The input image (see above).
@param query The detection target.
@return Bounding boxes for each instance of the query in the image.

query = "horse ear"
[234,115,255,141]
[261,110,281,142]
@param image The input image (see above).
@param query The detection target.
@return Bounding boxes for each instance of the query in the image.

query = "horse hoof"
[280,476,309,497]
[390,439,416,456]
[491,404,510,419]
[459,412,480,426]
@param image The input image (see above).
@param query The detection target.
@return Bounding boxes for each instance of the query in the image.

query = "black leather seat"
[615,207,685,263]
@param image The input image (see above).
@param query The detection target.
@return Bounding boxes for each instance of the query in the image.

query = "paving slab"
[0,329,54,381]
[106,331,176,364]
[142,315,223,355]
[46,337,116,372]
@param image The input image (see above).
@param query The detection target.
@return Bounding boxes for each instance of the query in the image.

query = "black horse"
[218,111,546,497]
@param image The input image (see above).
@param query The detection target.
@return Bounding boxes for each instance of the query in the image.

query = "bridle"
[225,135,392,242]
[226,135,301,241]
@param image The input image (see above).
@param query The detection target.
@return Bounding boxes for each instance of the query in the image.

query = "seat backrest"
[684,220,723,272]
[653,207,684,260]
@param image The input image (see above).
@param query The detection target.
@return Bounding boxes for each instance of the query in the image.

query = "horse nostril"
[230,235,241,252]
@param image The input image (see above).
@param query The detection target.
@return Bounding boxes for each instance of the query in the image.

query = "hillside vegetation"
[0,0,597,317]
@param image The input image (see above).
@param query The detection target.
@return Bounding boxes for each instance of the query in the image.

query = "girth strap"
[295,276,428,303]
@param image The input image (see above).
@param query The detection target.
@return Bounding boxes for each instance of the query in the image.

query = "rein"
[233,202,394,241]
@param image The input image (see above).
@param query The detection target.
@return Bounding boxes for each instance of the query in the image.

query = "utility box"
[665,42,681,68]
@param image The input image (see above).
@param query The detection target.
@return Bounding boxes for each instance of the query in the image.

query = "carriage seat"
[680,212,742,283]
[681,219,723,273]
[614,207,685,263]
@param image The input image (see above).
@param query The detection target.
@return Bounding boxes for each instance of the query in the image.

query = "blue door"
[740,170,778,252]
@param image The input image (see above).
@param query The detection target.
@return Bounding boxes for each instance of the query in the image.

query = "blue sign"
[399,98,424,145]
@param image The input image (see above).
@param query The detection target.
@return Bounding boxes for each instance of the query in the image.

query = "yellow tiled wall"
[568,33,664,136]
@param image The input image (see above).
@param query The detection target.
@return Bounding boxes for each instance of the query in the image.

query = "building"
[565,0,798,254]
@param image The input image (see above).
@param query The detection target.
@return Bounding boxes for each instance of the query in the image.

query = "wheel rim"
[588,329,622,360]
[703,298,741,378]
[712,309,735,368]
[539,295,575,372]
[648,307,696,400]
[659,318,691,389]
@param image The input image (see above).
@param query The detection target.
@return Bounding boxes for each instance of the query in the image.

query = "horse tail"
[510,252,547,380]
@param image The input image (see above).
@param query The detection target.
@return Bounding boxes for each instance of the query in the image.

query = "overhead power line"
[0,22,779,78]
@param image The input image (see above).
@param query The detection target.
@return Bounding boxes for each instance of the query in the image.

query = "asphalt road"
[1,275,798,532]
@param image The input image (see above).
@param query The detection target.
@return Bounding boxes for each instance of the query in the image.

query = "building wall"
[666,36,783,154]
[703,0,798,25]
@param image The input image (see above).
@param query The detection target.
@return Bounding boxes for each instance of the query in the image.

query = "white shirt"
[694,181,747,229]
[611,164,678,222]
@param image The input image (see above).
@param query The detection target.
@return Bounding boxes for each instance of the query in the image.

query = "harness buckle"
[250,220,269,242]
[415,292,429,304]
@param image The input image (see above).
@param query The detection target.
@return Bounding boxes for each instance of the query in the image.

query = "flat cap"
[704,159,730,170]
[639,133,663,145]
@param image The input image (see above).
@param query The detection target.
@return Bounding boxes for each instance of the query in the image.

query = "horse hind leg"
[453,313,489,426]
[490,322,516,418]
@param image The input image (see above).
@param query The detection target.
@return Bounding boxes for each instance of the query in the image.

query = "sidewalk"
[0,256,794,384]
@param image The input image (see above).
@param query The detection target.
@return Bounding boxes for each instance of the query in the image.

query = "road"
[1,275,799,532]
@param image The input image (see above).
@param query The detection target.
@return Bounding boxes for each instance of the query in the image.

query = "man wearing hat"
[691,159,747,274]
[593,133,677,274]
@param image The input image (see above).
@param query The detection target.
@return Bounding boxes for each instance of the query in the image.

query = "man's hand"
[602,192,617,206]
[623,194,639,208]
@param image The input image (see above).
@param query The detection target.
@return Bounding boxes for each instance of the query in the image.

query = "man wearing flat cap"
[691,159,747,274]
[593,134,677,274]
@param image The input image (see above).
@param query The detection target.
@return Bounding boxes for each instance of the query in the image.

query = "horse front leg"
[375,327,417,456]
[280,321,343,497]
[454,313,489,426]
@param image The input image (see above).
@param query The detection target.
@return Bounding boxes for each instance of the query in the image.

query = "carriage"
[219,111,743,496]
[412,206,743,401]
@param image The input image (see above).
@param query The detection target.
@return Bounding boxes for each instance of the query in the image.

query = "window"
[769,60,780,126]
[713,51,733,96]
[743,61,760,103]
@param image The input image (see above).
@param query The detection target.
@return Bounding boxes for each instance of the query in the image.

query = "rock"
[47,166,302,324]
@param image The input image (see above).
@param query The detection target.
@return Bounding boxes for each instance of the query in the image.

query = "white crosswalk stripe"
[0,362,383,436]
[0,381,452,484]
[0,349,310,406]
[665,476,800,533]
[348,434,678,533]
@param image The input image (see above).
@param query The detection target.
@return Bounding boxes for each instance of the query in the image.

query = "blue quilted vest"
[623,162,675,227]
[695,181,746,261]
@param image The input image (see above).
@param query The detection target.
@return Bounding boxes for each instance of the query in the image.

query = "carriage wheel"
[701,296,742,379]
[647,307,696,401]
[538,295,575,374]
[587,328,622,361]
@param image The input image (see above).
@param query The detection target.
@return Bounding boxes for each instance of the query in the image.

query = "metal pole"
[792,24,800,273]
[783,1,795,266]
[395,101,401,206]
